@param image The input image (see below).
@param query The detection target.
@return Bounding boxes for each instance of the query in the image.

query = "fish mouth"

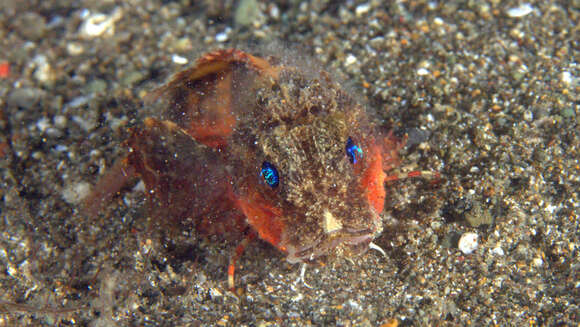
[284,227,376,264]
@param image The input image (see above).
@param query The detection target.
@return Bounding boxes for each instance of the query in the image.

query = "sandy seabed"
[0,1,578,326]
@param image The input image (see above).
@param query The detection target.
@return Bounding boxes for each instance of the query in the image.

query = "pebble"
[506,4,533,18]
[217,33,229,43]
[7,265,18,277]
[72,114,97,131]
[53,115,67,129]
[65,95,92,109]
[235,0,260,27]
[78,8,123,39]
[369,36,385,49]
[15,12,47,41]
[532,257,544,268]
[417,68,430,76]
[62,181,91,204]
[355,3,371,17]
[433,17,444,25]
[171,38,192,52]
[35,117,50,132]
[32,55,55,84]
[458,232,478,254]
[85,79,107,94]
[215,28,231,43]
[209,288,223,299]
[268,4,280,19]
[523,110,533,122]
[491,246,505,256]
[66,42,85,56]
[171,54,188,65]
[344,54,357,67]
[105,112,128,131]
[121,71,145,87]
[560,71,573,85]
[7,87,44,110]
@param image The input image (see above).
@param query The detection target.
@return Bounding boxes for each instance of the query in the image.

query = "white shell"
[458,232,478,254]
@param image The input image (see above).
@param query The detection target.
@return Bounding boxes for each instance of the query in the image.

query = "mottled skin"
[120,49,398,266]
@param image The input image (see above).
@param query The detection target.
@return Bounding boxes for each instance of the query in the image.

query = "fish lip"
[285,228,375,264]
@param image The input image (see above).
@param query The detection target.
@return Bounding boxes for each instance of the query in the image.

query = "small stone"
[62,181,91,204]
[72,114,97,132]
[16,12,47,41]
[532,257,543,268]
[7,265,18,277]
[7,87,44,110]
[78,8,123,39]
[491,246,504,256]
[85,79,107,94]
[268,4,280,19]
[355,3,371,17]
[171,54,188,65]
[215,30,229,43]
[458,232,478,254]
[31,55,55,85]
[172,38,192,52]
[209,288,223,299]
[344,54,357,67]
[417,68,430,76]
[53,115,67,129]
[66,42,84,56]
[216,315,230,326]
[369,36,385,49]
[36,117,50,132]
[66,95,92,109]
[561,71,573,85]
[506,4,533,18]
[235,0,260,27]
[121,71,145,87]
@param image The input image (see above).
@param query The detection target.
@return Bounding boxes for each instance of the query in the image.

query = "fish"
[85,48,435,288]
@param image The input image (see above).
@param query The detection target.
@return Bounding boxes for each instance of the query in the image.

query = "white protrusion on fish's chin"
[323,209,343,234]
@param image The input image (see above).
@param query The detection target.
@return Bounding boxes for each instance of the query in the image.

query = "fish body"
[119,49,401,266]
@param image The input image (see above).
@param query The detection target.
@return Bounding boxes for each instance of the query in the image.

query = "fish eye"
[260,161,279,188]
[345,137,363,164]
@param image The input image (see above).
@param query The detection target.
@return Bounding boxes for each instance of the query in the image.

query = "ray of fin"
[296,263,313,289]
[369,242,387,258]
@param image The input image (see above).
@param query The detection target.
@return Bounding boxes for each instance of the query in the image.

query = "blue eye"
[345,137,363,164]
[260,161,279,188]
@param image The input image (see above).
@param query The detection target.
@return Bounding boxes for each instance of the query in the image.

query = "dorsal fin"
[148,49,279,149]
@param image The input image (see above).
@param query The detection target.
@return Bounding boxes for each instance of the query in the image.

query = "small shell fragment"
[491,246,505,256]
[171,54,188,65]
[506,4,533,18]
[355,3,371,17]
[344,54,357,67]
[458,232,478,254]
[63,182,91,204]
[78,8,123,39]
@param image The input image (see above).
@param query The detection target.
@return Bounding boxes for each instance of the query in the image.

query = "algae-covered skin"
[127,49,399,264]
